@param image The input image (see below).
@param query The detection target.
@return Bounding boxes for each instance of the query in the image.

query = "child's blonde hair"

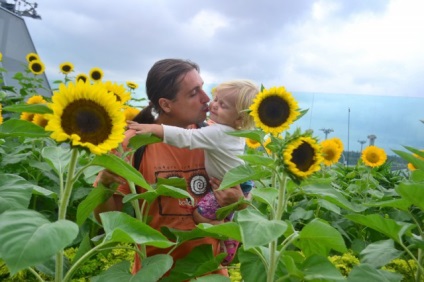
[213,79,259,130]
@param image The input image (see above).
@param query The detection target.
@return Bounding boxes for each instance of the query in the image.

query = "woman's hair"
[214,79,259,130]
[134,59,200,123]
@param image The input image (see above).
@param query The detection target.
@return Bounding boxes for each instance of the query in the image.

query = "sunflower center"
[291,142,315,172]
[91,71,102,80]
[61,99,112,145]
[31,63,42,73]
[62,65,71,72]
[366,153,379,163]
[257,95,289,127]
[323,148,336,160]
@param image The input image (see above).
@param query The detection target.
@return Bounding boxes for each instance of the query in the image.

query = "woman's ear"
[158,98,172,113]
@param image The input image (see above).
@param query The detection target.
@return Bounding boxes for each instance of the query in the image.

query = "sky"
[14,0,424,154]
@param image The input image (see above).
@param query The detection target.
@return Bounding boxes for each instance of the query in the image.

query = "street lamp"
[358,140,366,152]
[320,128,334,139]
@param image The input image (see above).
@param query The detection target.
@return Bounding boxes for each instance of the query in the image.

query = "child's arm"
[127,120,164,139]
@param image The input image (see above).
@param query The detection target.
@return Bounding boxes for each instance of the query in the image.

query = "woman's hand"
[210,177,244,207]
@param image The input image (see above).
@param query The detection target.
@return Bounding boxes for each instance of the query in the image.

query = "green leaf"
[238,155,275,166]
[197,222,242,241]
[91,153,152,190]
[220,164,271,190]
[237,208,287,249]
[297,218,347,257]
[127,133,162,150]
[302,183,366,212]
[41,146,72,176]
[345,214,414,244]
[91,260,133,282]
[364,198,410,211]
[302,255,346,281]
[0,119,50,138]
[347,264,403,282]
[238,247,267,282]
[76,184,115,225]
[0,210,78,275]
[251,187,278,208]
[393,148,424,171]
[137,254,174,282]
[3,103,52,114]
[396,182,424,211]
[0,173,37,213]
[161,245,226,282]
[226,129,265,142]
[360,239,403,268]
[100,211,174,248]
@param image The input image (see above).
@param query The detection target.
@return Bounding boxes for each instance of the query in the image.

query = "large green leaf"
[100,211,174,248]
[302,255,346,281]
[76,184,115,225]
[91,153,151,190]
[297,218,347,257]
[0,173,37,213]
[345,214,414,244]
[3,103,52,114]
[360,239,402,268]
[220,164,271,190]
[0,209,78,275]
[161,244,227,282]
[127,133,162,150]
[237,208,287,249]
[302,183,366,212]
[41,146,72,177]
[393,148,424,171]
[0,119,50,138]
[396,182,424,211]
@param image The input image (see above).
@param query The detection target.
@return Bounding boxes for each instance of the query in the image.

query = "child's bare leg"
[193,207,223,225]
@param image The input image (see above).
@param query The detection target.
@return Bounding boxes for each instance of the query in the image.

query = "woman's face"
[162,69,210,127]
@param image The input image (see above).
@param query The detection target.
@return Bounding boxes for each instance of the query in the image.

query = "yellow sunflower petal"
[45,80,126,155]
[361,145,387,167]
[249,86,300,135]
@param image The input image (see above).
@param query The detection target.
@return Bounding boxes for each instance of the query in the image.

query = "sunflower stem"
[267,173,288,282]
[55,148,79,282]
[128,181,147,259]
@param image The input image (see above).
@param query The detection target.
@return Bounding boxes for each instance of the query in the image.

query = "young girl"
[127,79,259,265]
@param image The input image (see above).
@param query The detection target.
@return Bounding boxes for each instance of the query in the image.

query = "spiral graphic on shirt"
[189,174,208,195]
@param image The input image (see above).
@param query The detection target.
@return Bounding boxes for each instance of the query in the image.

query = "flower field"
[0,52,423,281]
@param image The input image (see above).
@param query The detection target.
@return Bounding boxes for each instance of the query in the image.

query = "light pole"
[367,134,377,146]
[358,140,366,152]
[320,128,334,139]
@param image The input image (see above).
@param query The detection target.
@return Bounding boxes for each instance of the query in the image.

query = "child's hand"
[127,120,146,134]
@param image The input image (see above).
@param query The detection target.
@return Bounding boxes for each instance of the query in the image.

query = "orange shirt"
[118,130,227,276]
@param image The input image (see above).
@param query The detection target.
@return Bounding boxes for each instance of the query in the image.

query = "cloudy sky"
[18,0,424,153]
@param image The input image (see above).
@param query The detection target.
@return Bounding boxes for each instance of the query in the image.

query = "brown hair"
[134,59,200,123]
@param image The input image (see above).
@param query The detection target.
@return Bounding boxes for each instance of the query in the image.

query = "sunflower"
[103,81,131,104]
[20,95,47,121]
[76,73,88,83]
[89,67,104,82]
[28,60,45,75]
[283,136,322,179]
[0,52,3,62]
[59,62,74,75]
[249,86,300,135]
[32,113,49,128]
[246,138,261,149]
[26,52,39,62]
[45,80,126,155]
[407,150,424,171]
[321,138,343,166]
[361,145,387,167]
[126,81,138,90]
[123,105,140,121]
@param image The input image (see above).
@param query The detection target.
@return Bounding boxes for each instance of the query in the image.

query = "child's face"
[208,90,241,129]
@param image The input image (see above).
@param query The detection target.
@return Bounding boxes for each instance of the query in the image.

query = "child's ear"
[235,116,243,130]
[158,98,172,113]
